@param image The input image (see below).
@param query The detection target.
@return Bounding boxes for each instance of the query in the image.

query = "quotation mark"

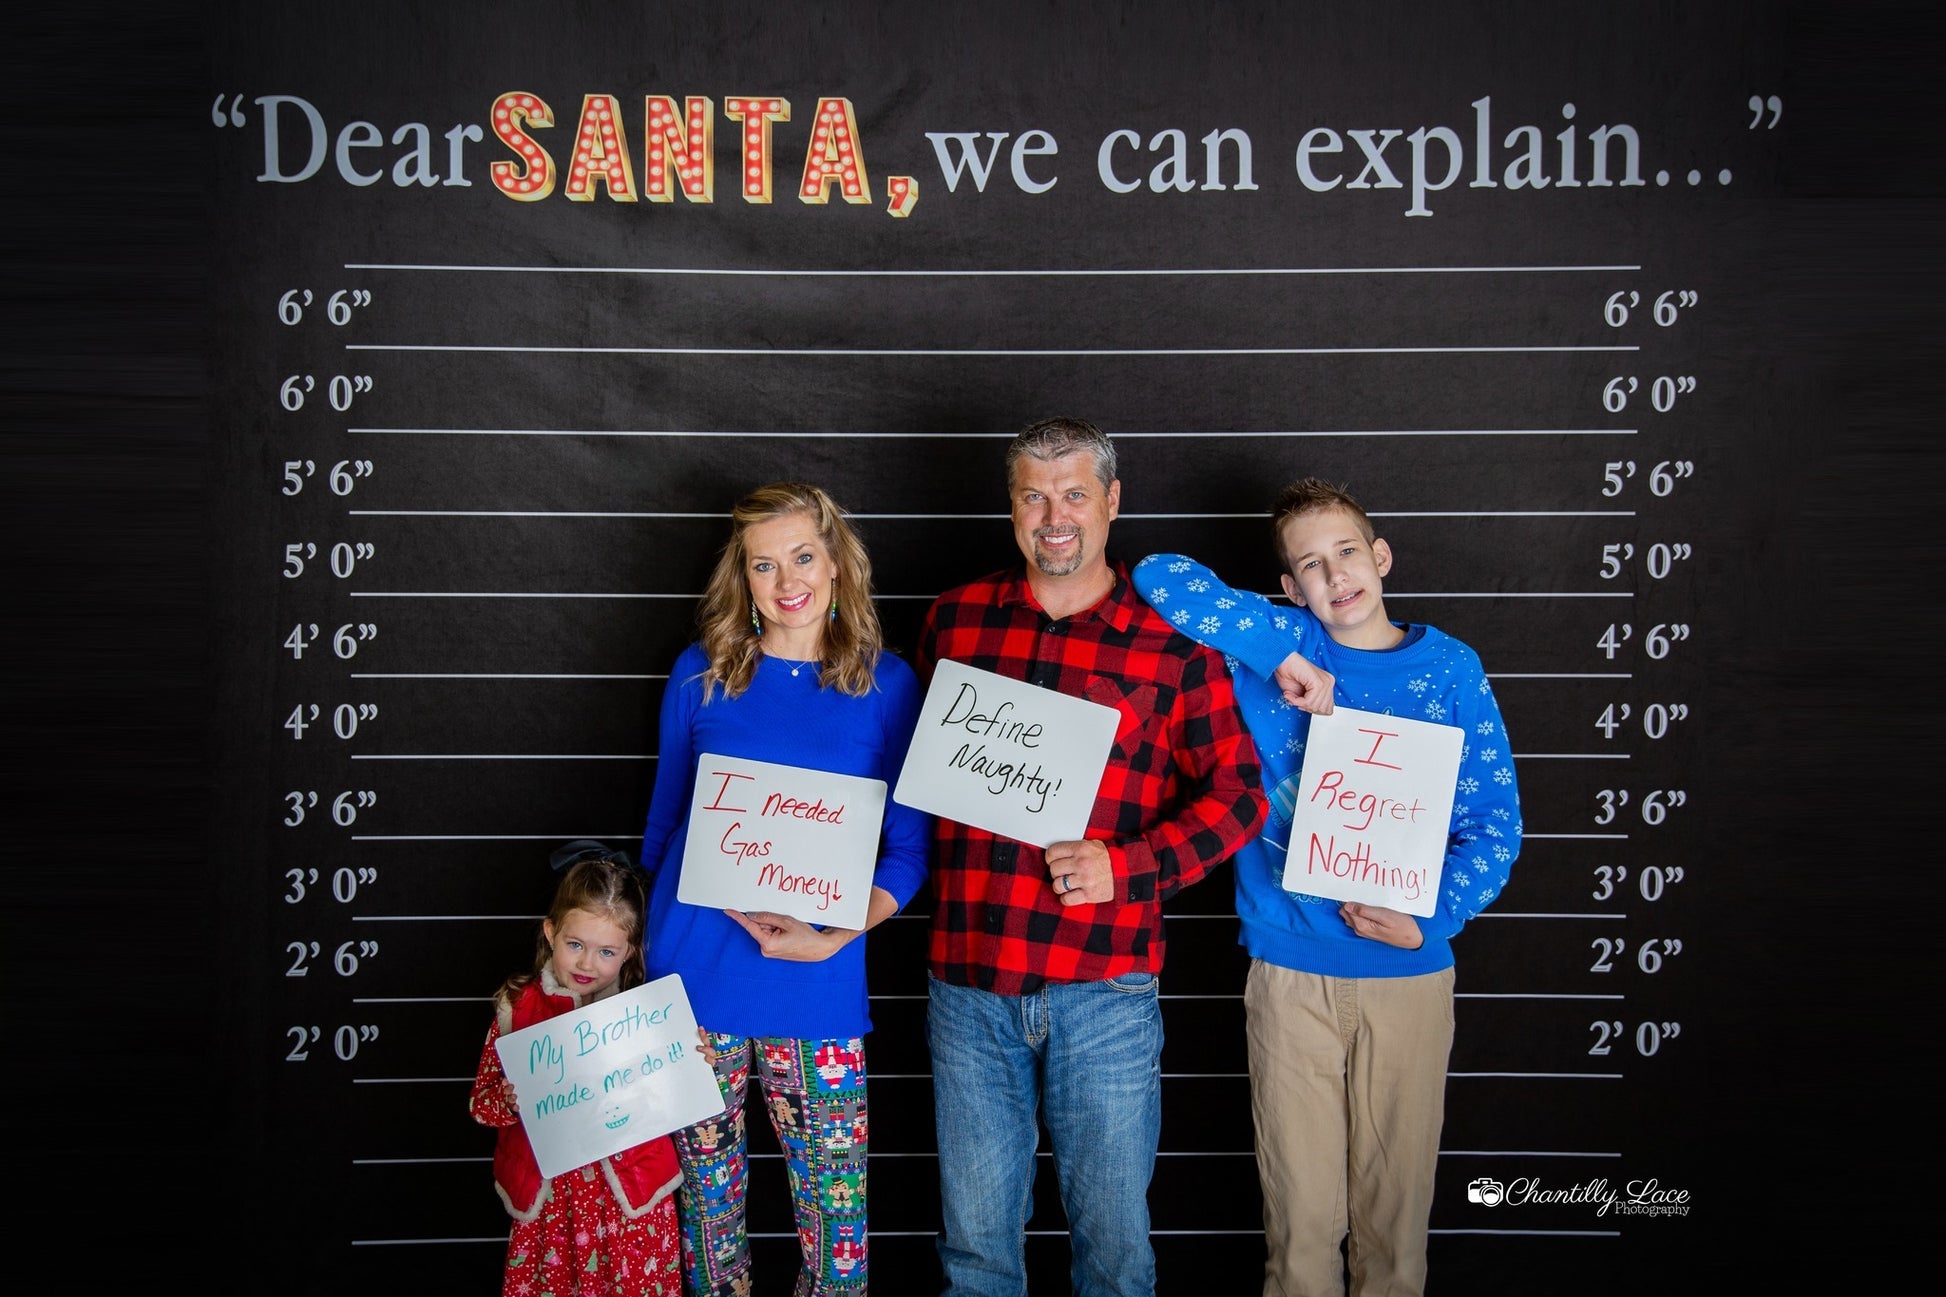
[212,93,246,127]
[1746,95,1782,129]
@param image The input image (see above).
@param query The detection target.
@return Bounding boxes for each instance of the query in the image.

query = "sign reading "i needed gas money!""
[678,753,888,929]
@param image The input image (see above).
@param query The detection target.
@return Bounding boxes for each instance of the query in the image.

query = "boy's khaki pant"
[1244,959,1456,1297]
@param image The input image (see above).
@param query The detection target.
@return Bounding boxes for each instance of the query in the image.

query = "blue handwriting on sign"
[573,1001,677,1056]
[526,1032,566,1083]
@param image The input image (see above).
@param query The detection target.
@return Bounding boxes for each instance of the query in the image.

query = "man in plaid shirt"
[917,417,1280,1297]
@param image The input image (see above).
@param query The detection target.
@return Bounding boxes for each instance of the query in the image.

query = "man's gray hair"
[1004,416,1118,490]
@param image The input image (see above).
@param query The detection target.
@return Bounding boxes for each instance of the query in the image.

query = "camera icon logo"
[1467,1177,1505,1207]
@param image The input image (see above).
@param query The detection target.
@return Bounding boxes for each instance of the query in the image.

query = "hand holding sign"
[1274,650,1338,714]
[1339,901,1425,950]
[725,907,857,960]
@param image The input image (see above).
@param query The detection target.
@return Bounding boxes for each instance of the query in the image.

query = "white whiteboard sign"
[677,753,886,929]
[893,659,1118,848]
[1282,706,1463,918]
[493,974,725,1180]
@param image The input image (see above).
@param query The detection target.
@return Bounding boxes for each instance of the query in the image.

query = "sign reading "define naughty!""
[894,659,1118,847]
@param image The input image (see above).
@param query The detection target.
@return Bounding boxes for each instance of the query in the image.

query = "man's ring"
[1057,875,1069,893]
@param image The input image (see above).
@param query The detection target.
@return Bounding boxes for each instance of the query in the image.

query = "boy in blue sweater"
[1133,477,1521,1297]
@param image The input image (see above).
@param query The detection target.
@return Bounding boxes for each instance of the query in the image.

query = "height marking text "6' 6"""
[276,288,373,326]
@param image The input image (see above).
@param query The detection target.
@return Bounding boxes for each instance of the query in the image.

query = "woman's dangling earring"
[750,597,762,635]
[828,585,838,625]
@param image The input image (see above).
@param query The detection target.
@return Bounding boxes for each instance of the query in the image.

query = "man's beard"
[1031,529,1086,577]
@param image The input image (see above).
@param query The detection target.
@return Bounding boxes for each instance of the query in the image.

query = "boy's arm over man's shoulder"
[1133,553,1334,711]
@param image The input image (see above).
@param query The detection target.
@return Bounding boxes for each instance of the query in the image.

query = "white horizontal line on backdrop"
[344,509,1634,519]
[350,427,1635,437]
[344,262,1643,277]
[339,749,1610,761]
[340,591,1634,599]
[349,343,1638,356]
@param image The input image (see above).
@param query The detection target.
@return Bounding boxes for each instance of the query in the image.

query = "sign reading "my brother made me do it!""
[1282,706,1462,918]
[494,974,724,1180]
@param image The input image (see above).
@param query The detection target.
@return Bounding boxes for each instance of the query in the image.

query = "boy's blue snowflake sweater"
[1133,554,1522,978]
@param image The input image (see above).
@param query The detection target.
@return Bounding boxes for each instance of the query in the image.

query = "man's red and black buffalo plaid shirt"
[915,562,1266,995]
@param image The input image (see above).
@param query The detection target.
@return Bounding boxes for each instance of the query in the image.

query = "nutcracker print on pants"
[673,1032,869,1296]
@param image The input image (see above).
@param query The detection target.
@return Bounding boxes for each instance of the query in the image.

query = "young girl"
[469,850,684,1296]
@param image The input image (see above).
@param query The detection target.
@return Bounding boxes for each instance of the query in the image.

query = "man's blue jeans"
[927,971,1163,1297]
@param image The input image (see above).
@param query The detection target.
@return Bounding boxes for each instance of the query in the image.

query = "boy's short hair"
[1271,477,1378,570]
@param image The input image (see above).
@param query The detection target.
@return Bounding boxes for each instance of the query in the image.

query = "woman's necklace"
[763,638,821,677]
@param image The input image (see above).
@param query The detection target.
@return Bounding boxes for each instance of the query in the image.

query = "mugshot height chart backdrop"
[205,3,1819,1292]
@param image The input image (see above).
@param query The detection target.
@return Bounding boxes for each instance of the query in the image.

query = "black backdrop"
[17,2,1931,1294]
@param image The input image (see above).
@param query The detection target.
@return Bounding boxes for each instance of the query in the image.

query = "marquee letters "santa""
[488,92,915,213]
[240,91,916,214]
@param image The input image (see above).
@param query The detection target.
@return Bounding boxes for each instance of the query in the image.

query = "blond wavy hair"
[694,482,883,700]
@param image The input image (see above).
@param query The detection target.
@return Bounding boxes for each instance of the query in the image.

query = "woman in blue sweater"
[1133,477,1522,1297]
[639,481,929,1297]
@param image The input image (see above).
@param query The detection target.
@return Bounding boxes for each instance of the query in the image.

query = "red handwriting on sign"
[1354,727,1404,771]
[1303,833,1427,902]
[1307,769,1429,832]
[755,861,845,912]
[761,792,848,823]
[718,822,771,867]
[702,770,754,813]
